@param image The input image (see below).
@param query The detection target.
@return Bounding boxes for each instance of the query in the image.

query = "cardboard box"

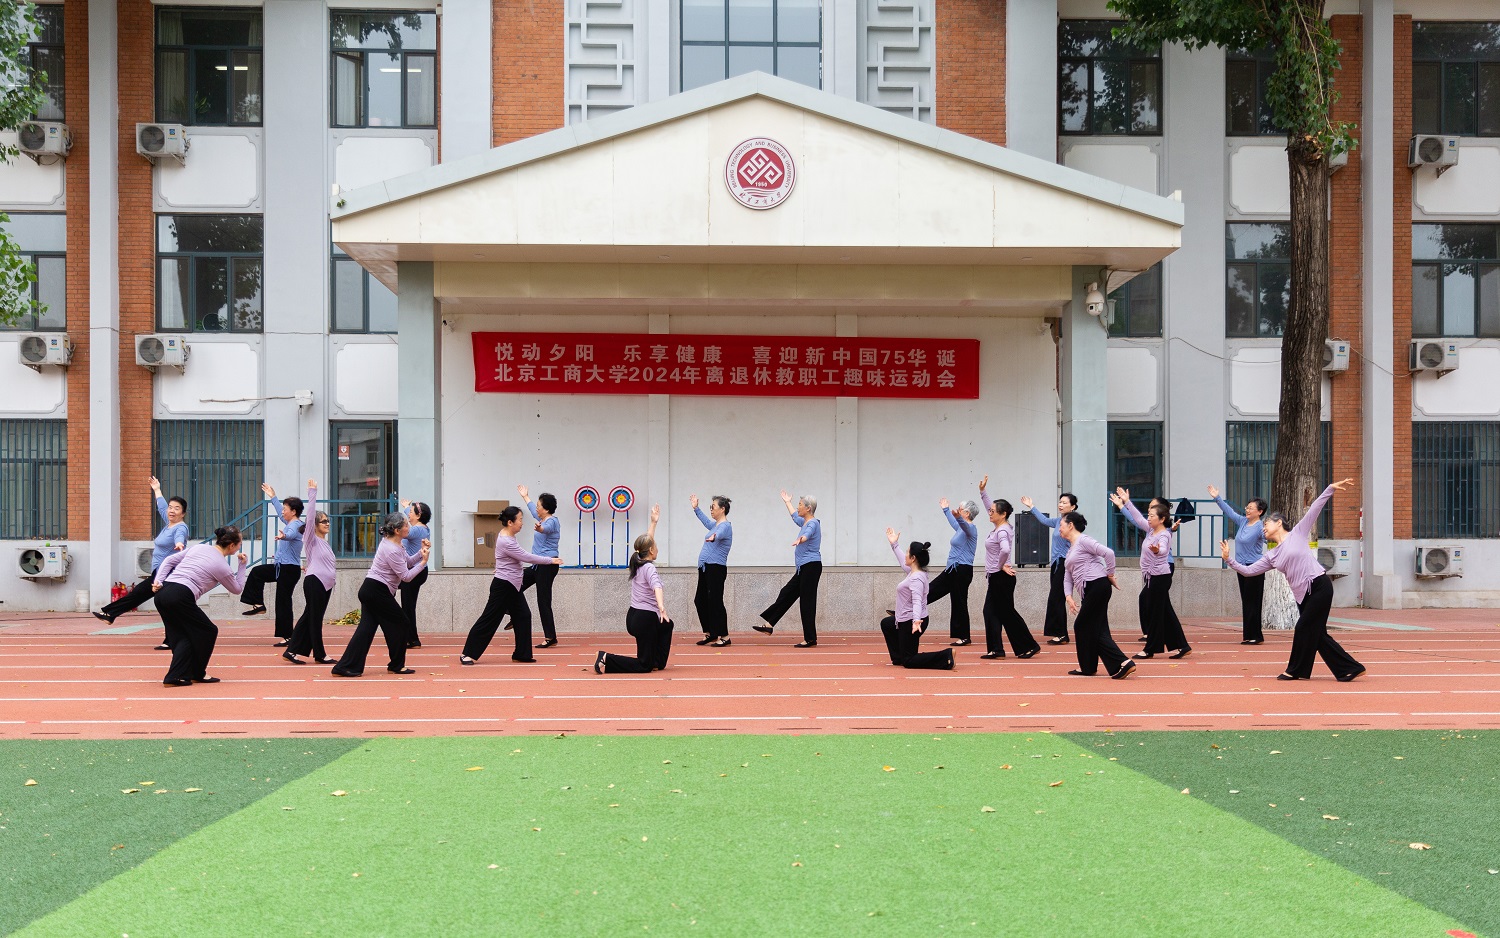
[472,500,510,568]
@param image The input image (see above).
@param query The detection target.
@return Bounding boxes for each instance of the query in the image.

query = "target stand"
[574,484,634,568]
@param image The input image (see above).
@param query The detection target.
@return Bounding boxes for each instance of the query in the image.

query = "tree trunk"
[1271,144,1331,524]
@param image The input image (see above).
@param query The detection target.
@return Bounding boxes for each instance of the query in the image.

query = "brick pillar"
[1328,15,1362,540]
[64,0,90,542]
[492,0,564,146]
[1391,15,1413,540]
[117,0,155,540]
[935,0,1006,145]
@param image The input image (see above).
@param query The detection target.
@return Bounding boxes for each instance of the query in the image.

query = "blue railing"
[207,495,401,563]
[1109,498,1232,563]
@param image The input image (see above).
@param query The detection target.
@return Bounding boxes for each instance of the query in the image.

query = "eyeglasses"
[317,519,330,525]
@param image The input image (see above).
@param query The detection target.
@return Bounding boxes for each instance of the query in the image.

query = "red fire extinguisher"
[111,581,129,602]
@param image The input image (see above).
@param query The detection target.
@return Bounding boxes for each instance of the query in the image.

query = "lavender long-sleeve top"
[693,506,733,568]
[1119,500,1171,578]
[302,486,337,591]
[1063,535,1116,597]
[890,540,929,623]
[1119,499,1174,565]
[151,496,189,570]
[630,561,663,613]
[367,537,425,594]
[979,490,1013,575]
[155,543,248,600]
[492,534,553,588]
[1227,484,1337,603]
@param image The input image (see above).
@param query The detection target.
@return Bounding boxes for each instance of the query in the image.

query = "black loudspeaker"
[1013,511,1051,567]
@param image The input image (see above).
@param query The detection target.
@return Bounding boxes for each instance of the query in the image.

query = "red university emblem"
[725,137,797,210]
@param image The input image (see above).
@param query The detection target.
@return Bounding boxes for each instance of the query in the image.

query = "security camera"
[1085,282,1106,317]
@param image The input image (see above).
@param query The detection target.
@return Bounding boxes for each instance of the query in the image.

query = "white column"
[441,0,494,159]
[1061,267,1109,527]
[87,0,120,606]
[397,262,443,568]
[1361,0,1399,607]
[647,311,670,563]
[1005,0,1057,161]
[833,312,858,563]
[644,0,671,102]
[825,0,858,100]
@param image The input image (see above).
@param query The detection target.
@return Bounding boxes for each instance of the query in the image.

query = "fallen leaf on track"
[466,767,484,772]
[1181,788,1190,795]
[1000,764,1012,770]
[331,790,347,797]
[1322,815,1340,820]
[981,806,996,813]
[183,788,202,793]
[121,789,140,794]
[1410,843,1433,850]
[882,766,895,772]
[23,780,36,787]
[1048,781,1064,788]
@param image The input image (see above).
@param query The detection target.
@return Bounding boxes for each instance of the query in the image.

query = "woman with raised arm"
[1060,511,1135,680]
[690,494,733,647]
[398,497,433,649]
[595,506,674,673]
[1220,479,1365,682]
[95,476,188,652]
[878,528,955,671]
[151,526,248,686]
[928,496,980,646]
[1209,484,1268,644]
[1020,493,1077,644]
[460,505,564,665]
[754,490,822,647]
[1111,491,1190,660]
[979,477,1039,660]
[331,512,428,677]
[517,484,563,649]
[240,482,305,647]
[284,479,339,665]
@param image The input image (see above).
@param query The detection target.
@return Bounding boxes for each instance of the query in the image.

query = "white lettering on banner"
[609,365,628,382]
[937,349,956,367]
[867,370,885,387]
[564,364,583,382]
[859,348,876,366]
[805,347,825,365]
[549,344,566,362]
[650,345,668,363]
[575,344,595,362]
[677,345,696,363]
[844,368,862,386]
[937,370,956,388]
[623,345,642,362]
[496,343,513,360]
[779,346,798,365]
[518,365,535,381]
[522,343,540,361]
[704,345,722,364]
[754,367,771,385]
[799,367,817,386]
[752,346,771,365]
[912,370,931,388]
[730,366,749,385]
[586,365,605,382]
[495,363,513,381]
[707,367,724,384]
[909,349,927,367]
[833,347,851,365]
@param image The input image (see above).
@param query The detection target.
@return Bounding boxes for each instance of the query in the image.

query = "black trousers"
[243,563,302,639]
[332,579,410,674]
[760,561,821,643]
[398,565,428,645]
[601,607,675,673]
[155,583,219,683]
[1073,577,1127,676]
[462,578,535,661]
[694,563,728,639]
[927,565,974,641]
[520,563,559,642]
[1043,560,1069,639]
[288,576,332,660]
[101,570,160,620]
[1237,572,1266,642]
[879,616,954,670]
[1285,574,1363,679]
[983,571,1039,656]
[1141,572,1189,654]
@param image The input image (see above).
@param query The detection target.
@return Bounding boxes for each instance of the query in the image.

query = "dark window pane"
[728,43,774,79]
[1482,265,1500,337]
[682,44,726,90]
[406,53,436,126]
[1129,60,1160,132]
[1444,61,1478,136]
[191,48,230,124]
[194,257,229,332]
[1227,222,1292,260]
[333,258,365,331]
[1413,22,1500,60]
[157,50,189,123]
[1413,62,1440,134]
[1256,60,1282,133]
[776,44,820,89]
[1058,21,1108,58]
[1226,59,1257,134]
[729,0,773,42]
[232,257,262,332]
[1258,262,1290,335]
[173,9,259,47]
[30,45,63,121]
[1412,223,1499,260]
[232,51,261,123]
[333,52,363,126]
[1226,263,1256,336]
[1481,63,1500,135]
[337,12,436,51]
[34,256,65,330]
[778,0,820,44]
[368,275,398,333]
[1443,263,1477,335]
[1130,265,1161,335]
[1059,62,1089,132]
[162,215,263,253]
[368,50,403,126]
[1091,59,1129,133]
[1412,264,1441,335]
[33,6,64,44]
[331,12,362,49]
[683,0,725,42]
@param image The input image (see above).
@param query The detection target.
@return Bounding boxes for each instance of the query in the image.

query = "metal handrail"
[1109,498,1232,563]
[204,495,400,563]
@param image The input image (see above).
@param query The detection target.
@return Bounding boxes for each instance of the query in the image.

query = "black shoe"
[794,641,817,648]
[407,641,423,649]
[244,605,267,616]
[712,638,731,647]
[1133,652,1155,660]
[273,639,290,647]
[315,656,338,665]
[1275,672,1300,681]
[941,650,955,670]
[1336,668,1366,683]
[1048,637,1069,645]
[594,651,605,674]
[1111,661,1136,680]
[1169,647,1192,659]
[980,652,1004,660]
[950,639,971,647]
[387,666,415,675]
[283,651,304,664]
[1241,639,1263,645]
[154,643,171,651]
[331,668,362,677]
[752,625,773,635]
[512,656,537,663]
[193,676,221,684]
[695,637,715,646]
[92,611,115,624]
[162,678,193,687]
[536,639,558,649]
[1066,669,1093,676]
[1016,649,1039,659]
[884,609,895,616]
[459,656,476,666]
[503,621,514,631]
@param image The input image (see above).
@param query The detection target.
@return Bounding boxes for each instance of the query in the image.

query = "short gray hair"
[959,500,981,521]
[799,495,817,514]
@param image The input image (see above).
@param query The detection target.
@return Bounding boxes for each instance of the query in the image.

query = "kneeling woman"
[152,526,249,686]
[285,479,338,665]
[595,506,674,674]
[1060,512,1135,679]
[332,512,429,677]
[878,529,954,670]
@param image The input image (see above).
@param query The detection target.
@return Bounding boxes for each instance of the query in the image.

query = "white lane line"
[1108,712,1258,718]
[534,694,798,700]
[1261,712,1402,717]
[0,697,118,702]
[198,718,506,724]
[41,719,186,724]
[1411,711,1500,716]
[965,714,1105,719]
[122,697,259,702]
[814,715,955,720]
[512,716,793,722]
[1192,691,1312,695]
[1322,690,1443,695]
[397,695,525,700]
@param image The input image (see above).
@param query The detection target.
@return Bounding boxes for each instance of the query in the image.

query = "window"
[156,8,263,126]
[332,243,398,333]
[157,215,263,333]
[0,420,66,539]
[330,421,396,557]
[22,5,64,121]
[1058,20,1161,135]
[1107,263,1162,337]
[680,0,821,92]
[153,419,264,538]
[1413,22,1500,136]
[331,11,437,128]
[1226,222,1291,337]
[1412,224,1500,337]
[0,213,65,331]
[1413,422,1500,538]
[1107,421,1162,553]
[1225,421,1332,539]
[1226,47,1285,135]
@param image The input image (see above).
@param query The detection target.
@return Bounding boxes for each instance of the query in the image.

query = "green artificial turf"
[0,738,362,935]
[16,733,1474,937]
[1066,729,1499,938]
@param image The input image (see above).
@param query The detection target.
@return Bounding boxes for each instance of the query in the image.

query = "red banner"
[471,332,980,399]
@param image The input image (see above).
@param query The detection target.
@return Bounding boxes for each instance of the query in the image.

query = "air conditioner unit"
[136,547,155,578]
[135,123,189,164]
[17,120,71,161]
[1322,339,1350,372]
[17,333,72,370]
[135,334,189,371]
[1415,544,1463,578]
[17,545,68,579]
[1314,540,1355,578]
[1408,135,1460,173]
[1409,339,1459,375]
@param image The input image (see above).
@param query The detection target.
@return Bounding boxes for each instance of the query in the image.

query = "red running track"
[0,610,1497,738]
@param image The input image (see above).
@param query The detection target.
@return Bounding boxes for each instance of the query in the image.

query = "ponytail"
[213,525,242,548]
[628,534,655,578]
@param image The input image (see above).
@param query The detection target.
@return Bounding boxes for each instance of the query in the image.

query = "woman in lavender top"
[460,505,564,665]
[878,529,955,671]
[754,491,823,647]
[1112,490,1190,660]
[1020,492,1079,644]
[331,512,429,677]
[596,506,674,674]
[517,485,563,649]
[690,494,733,647]
[928,497,980,646]
[398,497,433,649]
[1060,512,1134,680]
[96,476,189,651]
[151,526,248,686]
[285,480,339,665]
[979,477,1039,660]
[1209,484,1268,644]
[242,482,305,647]
[1220,479,1365,682]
